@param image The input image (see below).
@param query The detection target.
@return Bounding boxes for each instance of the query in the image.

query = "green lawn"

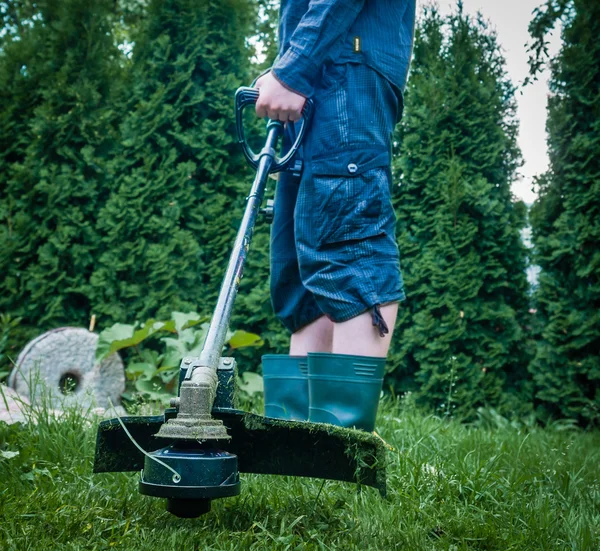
[1,395,599,551]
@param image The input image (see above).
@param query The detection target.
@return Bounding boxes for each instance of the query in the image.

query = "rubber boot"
[308,352,386,432]
[262,355,308,420]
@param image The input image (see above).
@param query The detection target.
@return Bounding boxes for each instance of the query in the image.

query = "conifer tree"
[0,0,123,330]
[253,0,279,70]
[90,0,256,325]
[390,6,531,417]
[528,0,600,424]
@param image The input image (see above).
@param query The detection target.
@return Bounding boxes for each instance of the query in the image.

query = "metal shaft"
[190,120,283,377]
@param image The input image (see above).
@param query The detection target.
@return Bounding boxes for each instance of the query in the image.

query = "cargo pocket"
[308,149,392,248]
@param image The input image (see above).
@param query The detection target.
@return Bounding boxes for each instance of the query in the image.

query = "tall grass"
[1,392,599,550]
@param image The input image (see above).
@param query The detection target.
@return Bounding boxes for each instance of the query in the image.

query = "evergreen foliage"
[0,0,264,363]
[0,0,124,332]
[528,0,600,424]
[89,0,255,326]
[253,0,279,70]
[389,6,531,417]
[2,0,596,423]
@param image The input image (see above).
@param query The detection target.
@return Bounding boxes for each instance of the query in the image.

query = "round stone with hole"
[8,327,124,410]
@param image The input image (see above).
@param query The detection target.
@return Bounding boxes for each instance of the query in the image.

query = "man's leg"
[290,302,397,357]
[289,63,404,431]
[270,128,324,335]
[290,314,334,355]
[332,302,398,357]
[294,63,404,338]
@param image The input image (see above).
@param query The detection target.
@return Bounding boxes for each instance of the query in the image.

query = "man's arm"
[272,0,365,98]
[256,0,365,121]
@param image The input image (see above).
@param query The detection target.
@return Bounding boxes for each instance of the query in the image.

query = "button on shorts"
[270,62,406,333]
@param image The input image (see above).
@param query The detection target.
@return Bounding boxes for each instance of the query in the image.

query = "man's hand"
[255,72,306,122]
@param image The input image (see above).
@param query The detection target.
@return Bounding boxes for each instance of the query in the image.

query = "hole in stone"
[59,372,80,395]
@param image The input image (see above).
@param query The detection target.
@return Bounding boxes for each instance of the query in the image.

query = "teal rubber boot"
[308,353,386,432]
[262,355,308,420]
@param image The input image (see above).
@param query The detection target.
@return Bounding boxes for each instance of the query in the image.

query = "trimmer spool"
[139,442,240,517]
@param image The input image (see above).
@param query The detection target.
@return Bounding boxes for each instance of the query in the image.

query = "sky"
[435,0,562,204]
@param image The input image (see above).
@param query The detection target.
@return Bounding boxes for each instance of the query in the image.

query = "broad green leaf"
[126,362,156,378]
[96,319,176,360]
[135,378,163,394]
[157,367,179,384]
[228,330,264,350]
[181,318,210,331]
[134,378,174,405]
[95,323,135,360]
[176,327,199,346]
[186,341,207,358]
[172,311,205,333]
[156,364,180,375]
[161,337,188,368]
[139,348,162,367]
[185,330,209,358]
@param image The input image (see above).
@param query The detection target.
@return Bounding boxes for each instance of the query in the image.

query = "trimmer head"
[94,358,387,518]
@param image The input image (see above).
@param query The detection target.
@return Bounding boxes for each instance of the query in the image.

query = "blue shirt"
[272,0,416,99]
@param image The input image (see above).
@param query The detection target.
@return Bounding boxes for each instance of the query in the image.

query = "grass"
[1,392,599,551]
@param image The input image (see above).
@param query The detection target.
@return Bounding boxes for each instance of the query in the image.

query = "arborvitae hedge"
[389,7,531,417]
[528,0,600,424]
[3,1,596,423]
[0,0,123,331]
[0,0,262,363]
[89,0,255,326]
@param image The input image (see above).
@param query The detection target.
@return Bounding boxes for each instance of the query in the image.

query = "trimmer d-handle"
[235,86,313,172]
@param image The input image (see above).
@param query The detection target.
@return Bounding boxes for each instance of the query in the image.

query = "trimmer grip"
[235,87,260,109]
[235,86,313,172]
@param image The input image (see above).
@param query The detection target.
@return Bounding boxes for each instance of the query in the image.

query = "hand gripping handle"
[235,86,313,172]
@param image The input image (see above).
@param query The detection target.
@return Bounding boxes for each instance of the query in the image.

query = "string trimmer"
[93,87,388,518]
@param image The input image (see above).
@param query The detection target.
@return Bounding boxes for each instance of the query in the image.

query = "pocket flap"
[311,148,390,177]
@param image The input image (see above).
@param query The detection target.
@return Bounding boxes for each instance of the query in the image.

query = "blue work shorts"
[270,62,405,334]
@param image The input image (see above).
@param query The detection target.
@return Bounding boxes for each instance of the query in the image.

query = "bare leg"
[290,315,334,355]
[331,302,399,358]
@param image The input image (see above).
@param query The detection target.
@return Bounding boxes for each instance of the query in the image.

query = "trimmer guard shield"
[93,409,387,496]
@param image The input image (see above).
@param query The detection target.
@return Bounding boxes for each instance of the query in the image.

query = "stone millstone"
[8,327,124,410]
[0,385,31,424]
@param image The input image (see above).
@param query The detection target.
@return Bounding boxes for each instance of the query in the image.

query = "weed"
[0,314,21,382]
